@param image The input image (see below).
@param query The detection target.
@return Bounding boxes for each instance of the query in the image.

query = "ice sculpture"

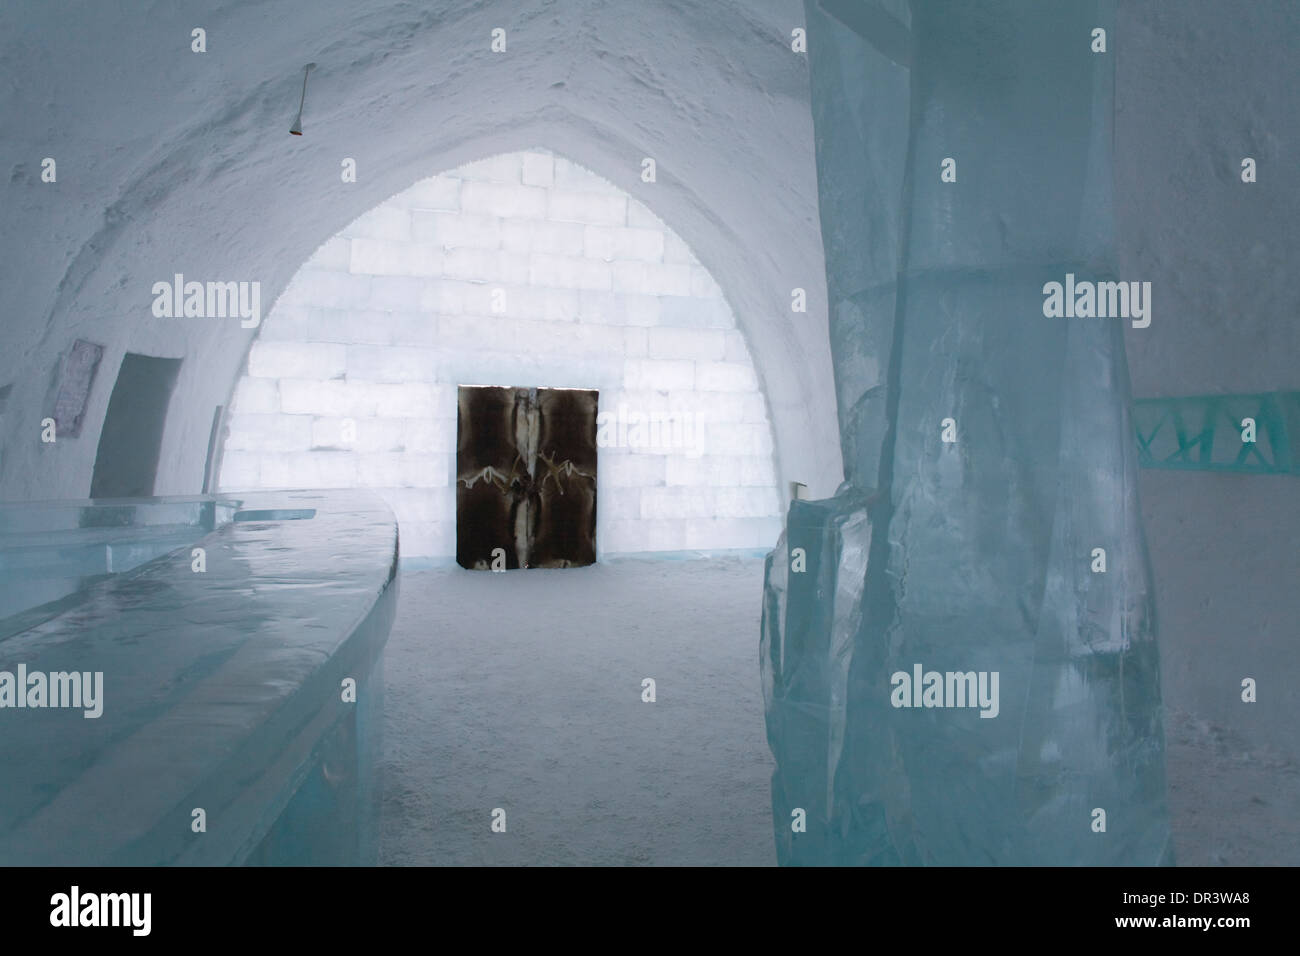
[761,0,1173,864]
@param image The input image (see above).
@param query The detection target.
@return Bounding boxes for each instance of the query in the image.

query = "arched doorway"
[219,150,784,561]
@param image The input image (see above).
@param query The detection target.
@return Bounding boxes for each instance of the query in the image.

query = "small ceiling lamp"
[289,63,316,135]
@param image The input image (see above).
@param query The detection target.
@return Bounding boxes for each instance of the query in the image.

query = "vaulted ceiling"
[0,0,841,501]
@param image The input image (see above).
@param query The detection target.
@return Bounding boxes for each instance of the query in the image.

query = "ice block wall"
[762,0,1172,865]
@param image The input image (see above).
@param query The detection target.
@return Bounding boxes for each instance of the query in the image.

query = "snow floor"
[378,557,776,866]
[1164,709,1300,866]
[378,558,1300,866]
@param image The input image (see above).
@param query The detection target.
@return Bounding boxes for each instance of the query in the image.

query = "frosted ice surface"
[0,492,394,865]
[761,0,1172,865]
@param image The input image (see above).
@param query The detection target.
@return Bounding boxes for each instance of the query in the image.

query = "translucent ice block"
[763,0,1172,865]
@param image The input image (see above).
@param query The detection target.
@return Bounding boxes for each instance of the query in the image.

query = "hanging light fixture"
[289,63,316,135]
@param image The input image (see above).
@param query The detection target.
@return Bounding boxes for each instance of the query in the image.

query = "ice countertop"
[0,490,398,865]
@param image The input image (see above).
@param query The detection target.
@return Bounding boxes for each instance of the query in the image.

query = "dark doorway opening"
[456,385,597,569]
[89,353,183,498]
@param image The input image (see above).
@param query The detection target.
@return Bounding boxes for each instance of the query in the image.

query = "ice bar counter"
[0,491,397,865]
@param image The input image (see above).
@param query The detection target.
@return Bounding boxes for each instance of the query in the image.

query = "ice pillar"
[762,0,1172,865]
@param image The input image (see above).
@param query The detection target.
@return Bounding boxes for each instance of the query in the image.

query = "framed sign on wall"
[51,339,105,439]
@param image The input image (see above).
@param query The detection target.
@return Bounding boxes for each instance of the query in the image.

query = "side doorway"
[89,353,182,498]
